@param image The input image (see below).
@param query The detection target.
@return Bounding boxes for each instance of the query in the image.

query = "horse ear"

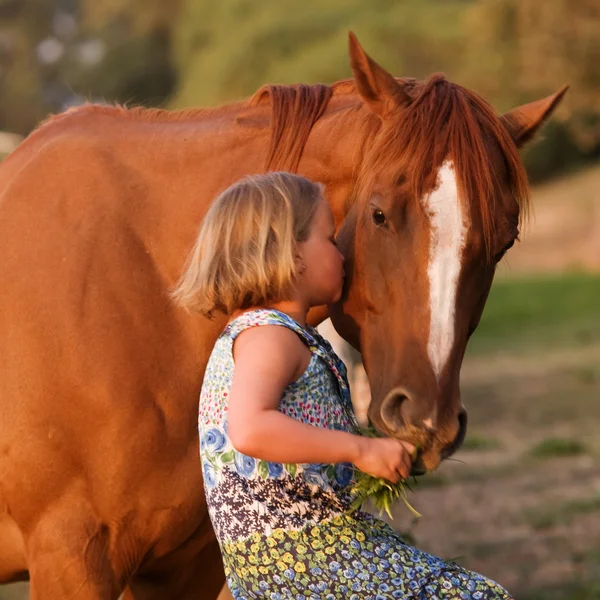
[502,85,569,148]
[348,32,411,119]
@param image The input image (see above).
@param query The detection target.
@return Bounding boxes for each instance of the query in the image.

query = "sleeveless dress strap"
[224,309,360,433]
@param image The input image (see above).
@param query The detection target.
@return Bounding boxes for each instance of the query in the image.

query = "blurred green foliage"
[466,272,600,356]
[0,0,598,180]
[0,0,178,133]
[171,0,468,108]
[72,0,180,105]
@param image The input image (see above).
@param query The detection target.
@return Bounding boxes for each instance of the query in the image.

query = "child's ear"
[294,253,306,275]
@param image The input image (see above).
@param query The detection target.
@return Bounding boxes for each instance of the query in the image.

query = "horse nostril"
[380,389,410,433]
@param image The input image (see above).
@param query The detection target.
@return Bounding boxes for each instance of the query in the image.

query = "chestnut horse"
[0,34,565,599]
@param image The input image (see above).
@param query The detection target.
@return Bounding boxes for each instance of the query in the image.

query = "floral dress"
[198,309,513,599]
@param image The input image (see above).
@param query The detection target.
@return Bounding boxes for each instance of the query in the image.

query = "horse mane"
[26,86,342,175]
[248,84,334,172]
[28,80,356,176]
[357,74,530,258]
[246,79,376,172]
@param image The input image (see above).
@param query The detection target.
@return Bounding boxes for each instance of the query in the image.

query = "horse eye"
[495,239,515,262]
[372,209,387,227]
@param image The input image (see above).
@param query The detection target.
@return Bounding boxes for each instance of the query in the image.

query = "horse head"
[330,34,567,472]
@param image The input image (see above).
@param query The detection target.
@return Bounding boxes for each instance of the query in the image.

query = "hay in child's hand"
[349,427,421,520]
[349,474,421,520]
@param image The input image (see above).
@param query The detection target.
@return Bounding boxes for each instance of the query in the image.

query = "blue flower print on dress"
[202,461,216,488]
[205,427,226,453]
[335,462,354,487]
[233,451,256,478]
[302,465,327,488]
[267,461,284,478]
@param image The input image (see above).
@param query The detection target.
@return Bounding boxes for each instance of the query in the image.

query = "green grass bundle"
[349,427,421,520]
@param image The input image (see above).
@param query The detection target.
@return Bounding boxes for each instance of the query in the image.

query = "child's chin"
[317,285,343,306]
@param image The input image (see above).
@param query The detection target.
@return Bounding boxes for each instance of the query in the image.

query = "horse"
[0,33,566,599]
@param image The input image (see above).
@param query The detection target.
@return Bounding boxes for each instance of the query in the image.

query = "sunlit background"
[1,1,598,599]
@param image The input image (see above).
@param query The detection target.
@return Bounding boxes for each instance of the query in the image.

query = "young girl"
[173,172,512,599]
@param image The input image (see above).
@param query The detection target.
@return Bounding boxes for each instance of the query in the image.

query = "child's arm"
[228,326,414,482]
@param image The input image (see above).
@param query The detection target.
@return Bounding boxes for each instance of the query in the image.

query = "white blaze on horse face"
[425,162,469,381]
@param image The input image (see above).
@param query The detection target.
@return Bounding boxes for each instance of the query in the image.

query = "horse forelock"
[357,74,530,260]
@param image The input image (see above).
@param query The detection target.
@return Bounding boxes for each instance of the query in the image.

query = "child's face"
[297,196,345,307]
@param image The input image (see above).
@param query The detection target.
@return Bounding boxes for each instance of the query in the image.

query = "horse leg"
[26,508,123,600]
[123,537,226,600]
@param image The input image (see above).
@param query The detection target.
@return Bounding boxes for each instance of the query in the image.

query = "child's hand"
[354,437,415,483]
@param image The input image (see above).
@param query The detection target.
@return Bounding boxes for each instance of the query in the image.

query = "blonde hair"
[172,172,323,317]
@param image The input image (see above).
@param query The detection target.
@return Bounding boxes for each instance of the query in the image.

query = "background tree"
[461,0,600,178]
[170,0,467,108]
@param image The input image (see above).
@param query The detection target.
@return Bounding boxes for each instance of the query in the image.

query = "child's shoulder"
[233,322,307,357]
[233,322,312,382]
